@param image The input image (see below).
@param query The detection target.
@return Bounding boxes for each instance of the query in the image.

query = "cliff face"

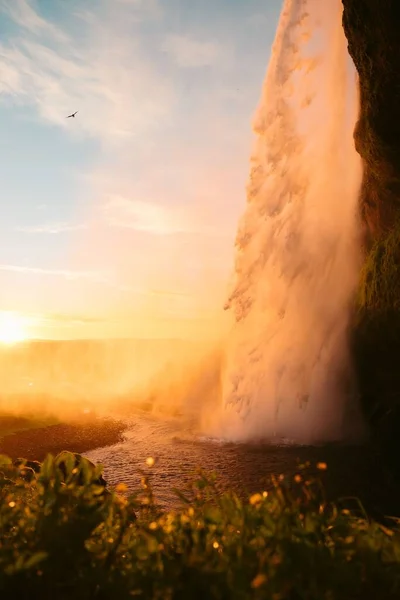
[342,1,400,439]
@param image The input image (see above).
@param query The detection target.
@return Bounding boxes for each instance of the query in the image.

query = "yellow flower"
[251,574,267,588]
[379,525,394,537]
[115,483,128,493]
[249,493,263,505]
[344,536,354,544]
[146,457,155,467]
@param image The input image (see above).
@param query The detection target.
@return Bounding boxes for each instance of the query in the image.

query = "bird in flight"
[66,111,78,118]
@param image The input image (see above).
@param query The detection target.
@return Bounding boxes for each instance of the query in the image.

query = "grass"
[352,218,400,426]
[357,220,400,314]
[1,454,400,599]
[0,413,60,440]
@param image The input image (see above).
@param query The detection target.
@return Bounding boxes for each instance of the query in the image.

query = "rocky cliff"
[342,1,400,450]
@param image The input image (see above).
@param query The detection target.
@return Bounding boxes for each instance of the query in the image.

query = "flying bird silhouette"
[66,111,78,118]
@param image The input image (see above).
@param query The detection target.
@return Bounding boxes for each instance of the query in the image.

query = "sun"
[0,312,28,344]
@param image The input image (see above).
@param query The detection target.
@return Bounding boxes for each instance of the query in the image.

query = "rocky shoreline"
[0,416,126,461]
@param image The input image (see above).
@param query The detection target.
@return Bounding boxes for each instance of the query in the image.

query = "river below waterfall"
[86,409,400,518]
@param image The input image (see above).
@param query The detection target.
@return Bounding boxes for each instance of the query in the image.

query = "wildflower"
[116,483,128,493]
[146,457,155,467]
[249,493,263,505]
[213,541,219,549]
[251,574,267,588]
[316,462,327,471]
[294,474,302,483]
[180,515,190,525]
[8,501,16,508]
[344,536,354,544]
[379,524,394,537]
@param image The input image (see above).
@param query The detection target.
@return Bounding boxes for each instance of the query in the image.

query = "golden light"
[0,312,28,344]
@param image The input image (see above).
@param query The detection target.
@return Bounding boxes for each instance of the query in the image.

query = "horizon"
[0,0,281,342]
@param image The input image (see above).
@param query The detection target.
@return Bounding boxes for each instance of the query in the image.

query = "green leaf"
[0,455,12,466]
[204,506,222,525]
[172,488,191,504]
[40,454,55,479]
[24,552,48,570]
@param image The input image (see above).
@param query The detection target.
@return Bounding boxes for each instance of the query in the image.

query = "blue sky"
[0,0,281,339]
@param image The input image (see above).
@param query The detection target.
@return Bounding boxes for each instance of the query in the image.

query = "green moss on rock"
[357,221,400,313]
[342,1,400,431]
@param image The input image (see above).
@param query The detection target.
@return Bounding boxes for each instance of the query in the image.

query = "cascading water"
[219,0,364,443]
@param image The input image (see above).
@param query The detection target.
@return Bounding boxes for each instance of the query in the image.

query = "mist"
[0,338,224,427]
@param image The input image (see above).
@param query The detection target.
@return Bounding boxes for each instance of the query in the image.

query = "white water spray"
[219,0,363,443]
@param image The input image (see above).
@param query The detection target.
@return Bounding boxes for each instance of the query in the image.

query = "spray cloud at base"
[212,0,364,444]
[0,337,225,425]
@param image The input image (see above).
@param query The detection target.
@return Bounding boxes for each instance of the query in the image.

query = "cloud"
[101,194,192,235]
[0,264,154,297]
[149,289,191,298]
[0,0,68,41]
[41,313,108,326]
[246,9,280,28]
[112,0,162,18]
[100,192,236,238]
[163,34,225,68]
[0,264,108,283]
[15,222,88,234]
[0,1,175,145]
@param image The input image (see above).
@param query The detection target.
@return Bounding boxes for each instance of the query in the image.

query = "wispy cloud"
[100,192,234,238]
[41,313,108,326]
[0,264,108,283]
[246,10,277,28]
[0,264,155,297]
[0,0,175,144]
[102,194,191,235]
[149,289,191,298]
[112,0,162,18]
[15,222,88,234]
[163,34,225,68]
[0,0,68,41]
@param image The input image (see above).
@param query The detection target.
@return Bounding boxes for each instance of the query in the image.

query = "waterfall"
[220,0,363,443]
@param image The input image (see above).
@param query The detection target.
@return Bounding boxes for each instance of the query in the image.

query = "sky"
[0,0,281,340]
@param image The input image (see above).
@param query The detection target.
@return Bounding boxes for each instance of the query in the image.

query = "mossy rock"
[352,214,400,430]
[342,0,400,459]
[351,227,400,474]
[357,222,400,313]
[55,451,107,488]
[352,224,400,423]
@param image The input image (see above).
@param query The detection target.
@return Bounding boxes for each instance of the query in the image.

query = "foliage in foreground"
[0,454,400,599]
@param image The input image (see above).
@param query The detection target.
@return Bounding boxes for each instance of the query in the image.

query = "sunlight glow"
[0,312,28,344]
